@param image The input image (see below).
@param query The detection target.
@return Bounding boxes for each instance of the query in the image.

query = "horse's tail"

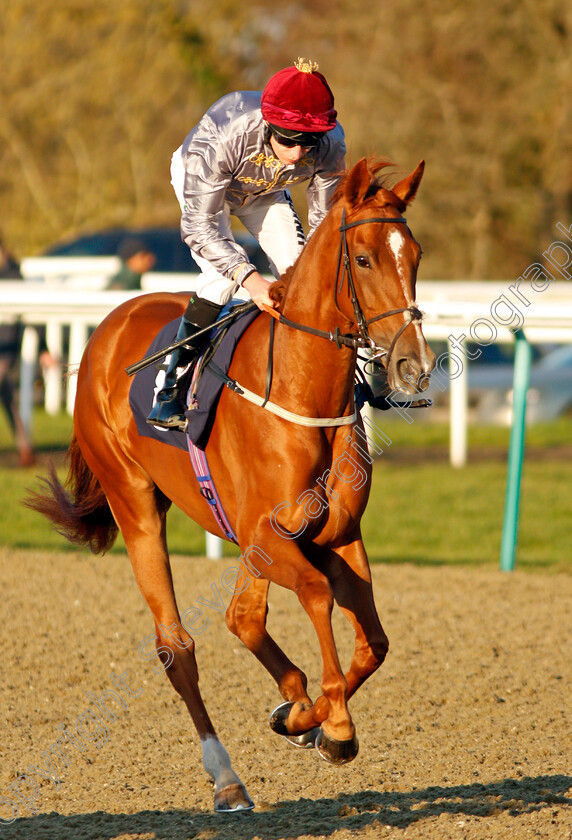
[24,436,118,554]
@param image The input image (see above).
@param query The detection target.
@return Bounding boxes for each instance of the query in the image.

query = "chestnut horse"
[27,159,434,812]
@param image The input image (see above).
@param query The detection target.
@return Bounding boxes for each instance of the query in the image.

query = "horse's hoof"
[285,727,320,748]
[214,782,255,813]
[315,727,359,765]
[269,701,294,736]
[270,701,319,745]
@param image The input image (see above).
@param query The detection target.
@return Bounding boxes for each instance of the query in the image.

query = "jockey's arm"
[180,136,259,284]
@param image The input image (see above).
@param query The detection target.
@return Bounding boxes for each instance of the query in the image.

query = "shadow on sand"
[2,773,570,840]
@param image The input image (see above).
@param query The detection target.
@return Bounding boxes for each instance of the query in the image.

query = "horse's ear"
[344,158,372,208]
[392,160,425,205]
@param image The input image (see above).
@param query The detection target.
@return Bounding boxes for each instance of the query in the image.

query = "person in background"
[106,236,156,290]
[0,238,21,280]
[0,236,55,466]
[147,57,346,430]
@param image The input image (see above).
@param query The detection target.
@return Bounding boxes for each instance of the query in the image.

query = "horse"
[26,158,435,813]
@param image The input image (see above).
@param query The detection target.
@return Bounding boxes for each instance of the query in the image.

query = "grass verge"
[1,409,569,572]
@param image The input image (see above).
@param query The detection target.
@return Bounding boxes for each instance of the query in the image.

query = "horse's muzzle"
[389,347,436,395]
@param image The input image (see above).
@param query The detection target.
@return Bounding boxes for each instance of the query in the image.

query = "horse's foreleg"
[328,538,389,699]
[234,528,357,759]
[267,538,384,765]
[225,577,312,704]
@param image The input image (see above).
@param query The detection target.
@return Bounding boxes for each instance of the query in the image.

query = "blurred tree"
[0,0,237,251]
[0,0,570,279]
[311,0,572,278]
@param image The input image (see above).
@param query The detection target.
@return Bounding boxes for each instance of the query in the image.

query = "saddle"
[129,302,260,452]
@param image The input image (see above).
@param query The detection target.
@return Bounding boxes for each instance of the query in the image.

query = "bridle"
[270,209,424,361]
[335,209,424,363]
[255,209,426,407]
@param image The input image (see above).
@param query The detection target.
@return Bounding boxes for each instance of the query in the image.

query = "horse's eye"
[355,255,371,269]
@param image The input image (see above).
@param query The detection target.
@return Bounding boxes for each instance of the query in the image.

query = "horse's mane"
[269,270,291,306]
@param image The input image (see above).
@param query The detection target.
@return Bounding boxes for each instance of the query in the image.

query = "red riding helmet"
[261,58,337,134]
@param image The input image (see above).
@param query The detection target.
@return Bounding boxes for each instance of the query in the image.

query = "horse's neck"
[274,213,357,416]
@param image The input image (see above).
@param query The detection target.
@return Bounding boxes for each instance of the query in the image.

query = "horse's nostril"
[393,359,415,393]
[395,358,432,393]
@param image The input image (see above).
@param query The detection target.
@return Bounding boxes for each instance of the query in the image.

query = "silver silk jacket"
[178,90,346,283]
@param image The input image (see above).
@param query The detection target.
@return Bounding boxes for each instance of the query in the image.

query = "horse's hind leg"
[110,483,253,811]
[76,433,253,811]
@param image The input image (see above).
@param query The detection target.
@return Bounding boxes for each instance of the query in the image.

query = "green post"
[500,329,533,571]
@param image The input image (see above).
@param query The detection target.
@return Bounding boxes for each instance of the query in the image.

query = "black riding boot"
[147,296,223,430]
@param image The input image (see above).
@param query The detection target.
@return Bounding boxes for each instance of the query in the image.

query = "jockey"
[147,58,346,430]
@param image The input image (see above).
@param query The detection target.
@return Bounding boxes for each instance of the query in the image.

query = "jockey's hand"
[243,271,277,310]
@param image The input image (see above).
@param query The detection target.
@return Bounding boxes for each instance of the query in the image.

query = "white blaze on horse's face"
[387,228,413,305]
[374,221,434,394]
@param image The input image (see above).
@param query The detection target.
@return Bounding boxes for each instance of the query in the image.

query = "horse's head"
[335,158,435,395]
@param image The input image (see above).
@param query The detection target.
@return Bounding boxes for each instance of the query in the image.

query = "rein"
[127,211,428,428]
[127,213,423,377]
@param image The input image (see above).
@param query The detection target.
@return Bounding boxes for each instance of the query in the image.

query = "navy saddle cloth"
[129,303,260,451]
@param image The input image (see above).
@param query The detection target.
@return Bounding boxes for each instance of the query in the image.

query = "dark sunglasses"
[271,131,322,148]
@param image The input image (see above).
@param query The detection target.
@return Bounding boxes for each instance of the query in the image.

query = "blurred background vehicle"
[424,341,572,425]
[43,226,271,275]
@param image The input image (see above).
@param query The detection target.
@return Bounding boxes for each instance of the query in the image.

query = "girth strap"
[208,362,358,428]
